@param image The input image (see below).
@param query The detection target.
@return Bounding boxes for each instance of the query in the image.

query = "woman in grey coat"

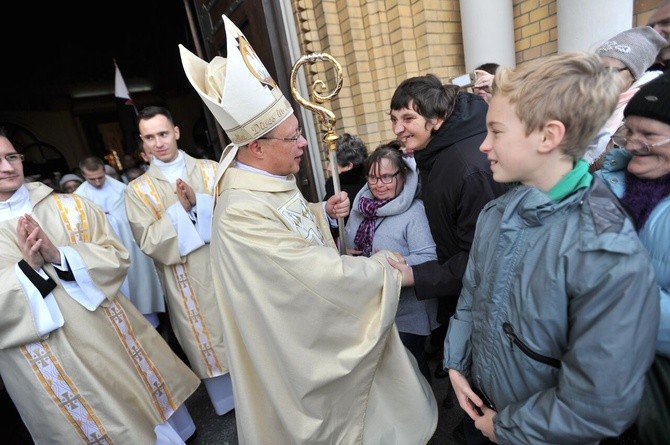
[345,141,439,382]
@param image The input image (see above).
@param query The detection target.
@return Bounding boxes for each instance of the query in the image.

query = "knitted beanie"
[596,26,666,80]
[624,71,670,125]
[59,173,83,188]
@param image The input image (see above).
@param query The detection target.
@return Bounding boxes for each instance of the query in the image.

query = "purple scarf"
[621,171,670,231]
[354,197,390,257]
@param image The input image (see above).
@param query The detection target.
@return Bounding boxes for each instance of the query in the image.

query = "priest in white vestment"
[0,129,200,444]
[124,106,234,416]
[76,155,165,327]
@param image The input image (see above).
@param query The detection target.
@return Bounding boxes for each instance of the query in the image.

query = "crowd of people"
[1,4,670,445]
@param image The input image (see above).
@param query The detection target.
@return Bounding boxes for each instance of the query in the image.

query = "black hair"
[390,74,459,122]
[336,133,368,167]
[365,140,409,183]
[137,106,175,126]
[475,63,500,75]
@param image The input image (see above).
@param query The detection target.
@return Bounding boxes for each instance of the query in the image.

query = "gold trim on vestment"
[104,301,177,421]
[21,342,112,444]
[53,194,90,243]
[131,170,224,377]
[18,193,177,440]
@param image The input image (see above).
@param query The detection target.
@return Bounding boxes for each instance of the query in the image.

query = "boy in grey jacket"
[444,52,660,444]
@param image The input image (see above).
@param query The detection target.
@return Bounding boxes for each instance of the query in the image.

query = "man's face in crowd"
[81,166,107,189]
[0,136,24,201]
[138,115,181,163]
[649,3,670,40]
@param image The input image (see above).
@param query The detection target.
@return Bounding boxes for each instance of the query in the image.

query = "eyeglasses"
[610,135,670,154]
[649,18,670,27]
[605,66,629,73]
[0,153,24,164]
[259,127,303,142]
[367,170,400,184]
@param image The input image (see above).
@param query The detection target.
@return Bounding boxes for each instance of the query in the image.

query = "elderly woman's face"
[624,115,670,179]
[62,180,82,193]
[601,57,635,92]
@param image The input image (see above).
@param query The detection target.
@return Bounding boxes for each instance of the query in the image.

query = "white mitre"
[178,14,293,147]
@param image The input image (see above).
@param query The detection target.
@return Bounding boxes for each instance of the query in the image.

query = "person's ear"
[538,120,565,154]
[174,125,181,141]
[247,140,265,159]
[340,162,354,172]
[431,117,445,131]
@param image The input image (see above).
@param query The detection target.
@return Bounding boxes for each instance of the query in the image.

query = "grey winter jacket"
[445,178,659,444]
[345,158,439,335]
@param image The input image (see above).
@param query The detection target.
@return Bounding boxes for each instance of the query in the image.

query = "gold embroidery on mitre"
[228,97,292,144]
[237,35,277,90]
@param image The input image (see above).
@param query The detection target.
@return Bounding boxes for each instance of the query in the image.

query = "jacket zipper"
[502,322,561,368]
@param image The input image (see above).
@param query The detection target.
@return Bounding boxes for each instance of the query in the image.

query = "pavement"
[186,350,466,445]
[185,382,238,444]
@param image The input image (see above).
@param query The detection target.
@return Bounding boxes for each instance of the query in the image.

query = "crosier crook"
[290,52,347,254]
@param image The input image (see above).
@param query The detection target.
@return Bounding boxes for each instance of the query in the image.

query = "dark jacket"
[412,92,507,323]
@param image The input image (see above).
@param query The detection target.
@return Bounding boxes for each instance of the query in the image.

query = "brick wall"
[512,0,664,65]
[291,0,665,174]
[294,0,470,155]
[513,0,557,64]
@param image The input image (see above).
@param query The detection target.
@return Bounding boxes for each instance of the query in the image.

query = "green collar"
[547,159,592,201]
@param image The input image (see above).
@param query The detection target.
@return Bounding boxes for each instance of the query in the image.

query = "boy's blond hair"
[493,52,620,159]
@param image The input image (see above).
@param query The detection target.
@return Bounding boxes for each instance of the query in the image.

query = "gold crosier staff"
[290,53,347,254]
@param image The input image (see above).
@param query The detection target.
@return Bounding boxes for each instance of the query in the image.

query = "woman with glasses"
[596,72,670,445]
[345,140,438,382]
[584,26,666,169]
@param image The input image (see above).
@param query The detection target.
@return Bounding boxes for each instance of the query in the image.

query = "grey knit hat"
[596,26,666,80]
[59,173,83,188]
[104,164,117,176]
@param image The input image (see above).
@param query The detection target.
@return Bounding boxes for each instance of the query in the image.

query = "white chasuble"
[0,182,199,444]
[210,168,438,444]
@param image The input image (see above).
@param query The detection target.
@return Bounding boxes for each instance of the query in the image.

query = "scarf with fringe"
[353,196,390,257]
